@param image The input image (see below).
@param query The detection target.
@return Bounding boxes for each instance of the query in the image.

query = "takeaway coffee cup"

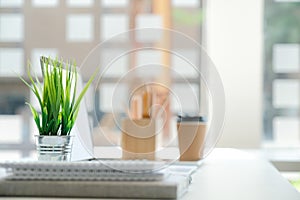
[177,116,207,161]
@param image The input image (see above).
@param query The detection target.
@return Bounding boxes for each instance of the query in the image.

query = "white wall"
[205,0,263,148]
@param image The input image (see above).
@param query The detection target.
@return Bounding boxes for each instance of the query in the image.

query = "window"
[264,0,300,147]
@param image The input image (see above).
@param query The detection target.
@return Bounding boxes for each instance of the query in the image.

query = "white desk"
[183,148,300,200]
[0,148,299,200]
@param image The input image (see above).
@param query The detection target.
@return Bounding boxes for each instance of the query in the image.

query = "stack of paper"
[0,160,192,199]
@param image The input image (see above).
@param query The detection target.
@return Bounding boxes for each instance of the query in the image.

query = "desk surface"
[1,148,299,200]
[183,148,300,200]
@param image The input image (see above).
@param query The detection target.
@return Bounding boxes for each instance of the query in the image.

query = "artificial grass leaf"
[26,103,41,133]
[21,56,98,136]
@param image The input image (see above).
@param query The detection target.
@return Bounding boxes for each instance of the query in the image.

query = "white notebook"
[0,173,189,199]
[0,160,166,181]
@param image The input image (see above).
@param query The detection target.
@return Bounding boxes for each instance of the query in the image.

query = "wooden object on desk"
[130,95,142,120]
[142,86,152,118]
[121,118,156,160]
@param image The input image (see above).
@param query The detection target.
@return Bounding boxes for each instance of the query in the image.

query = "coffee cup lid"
[177,115,206,122]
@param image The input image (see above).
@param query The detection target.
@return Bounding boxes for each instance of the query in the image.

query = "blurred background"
[0,0,205,159]
[0,0,300,186]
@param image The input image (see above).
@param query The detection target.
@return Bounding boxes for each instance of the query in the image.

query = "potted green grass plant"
[20,57,96,161]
